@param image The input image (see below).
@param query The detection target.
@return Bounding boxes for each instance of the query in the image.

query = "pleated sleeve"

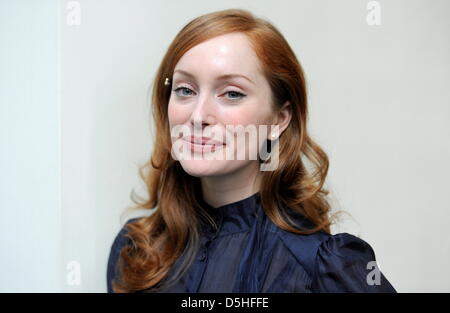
[310,232,397,293]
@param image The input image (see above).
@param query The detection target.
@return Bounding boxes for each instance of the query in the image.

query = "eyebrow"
[173,69,255,85]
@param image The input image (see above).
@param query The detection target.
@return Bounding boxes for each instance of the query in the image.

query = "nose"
[190,93,216,130]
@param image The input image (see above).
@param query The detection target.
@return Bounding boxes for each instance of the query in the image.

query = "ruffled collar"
[199,192,261,240]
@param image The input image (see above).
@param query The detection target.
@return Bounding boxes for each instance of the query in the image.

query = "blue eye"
[225,91,246,100]
[173,86,194,97]
[173,86,247,101]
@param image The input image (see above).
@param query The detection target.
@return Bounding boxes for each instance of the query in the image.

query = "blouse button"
[198,249,207,261]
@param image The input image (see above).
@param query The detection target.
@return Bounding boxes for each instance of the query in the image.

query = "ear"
[270,101,292,139]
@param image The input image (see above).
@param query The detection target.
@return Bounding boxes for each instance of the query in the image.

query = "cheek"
[168,101,190,126]
[222,107,269,127]
[222,108,271,150]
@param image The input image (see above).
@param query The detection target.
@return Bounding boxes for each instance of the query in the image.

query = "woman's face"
[168,32,290,177]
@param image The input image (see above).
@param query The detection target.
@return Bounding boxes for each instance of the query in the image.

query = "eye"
[172,86,246,101]
[224,90,246,100]
[173,86,195,97]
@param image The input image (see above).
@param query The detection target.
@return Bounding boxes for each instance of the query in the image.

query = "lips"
[184,136,225,146]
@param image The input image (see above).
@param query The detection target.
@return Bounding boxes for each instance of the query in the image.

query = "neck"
[200,161,262,208]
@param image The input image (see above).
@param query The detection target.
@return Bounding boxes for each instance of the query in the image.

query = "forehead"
[173,32,263,79]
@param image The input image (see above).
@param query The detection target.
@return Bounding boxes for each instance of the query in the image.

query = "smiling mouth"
[182,138,226,153]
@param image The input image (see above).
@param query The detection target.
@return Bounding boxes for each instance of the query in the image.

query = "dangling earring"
[259,131,279,163]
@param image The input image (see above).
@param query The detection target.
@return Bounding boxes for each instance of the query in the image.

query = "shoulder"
[314,232,376,261]
[273,227,376,276]
[106,217,142,293]
[263,208,376,278]
[273,228,396,292]
[109,217,141,253]
[262,207,331,276]
[270,225,331,277]
[310,232,397,292]
[311,231,378,275]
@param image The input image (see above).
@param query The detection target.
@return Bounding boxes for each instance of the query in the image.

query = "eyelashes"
[173,86,194,97]
[172,86,247,101]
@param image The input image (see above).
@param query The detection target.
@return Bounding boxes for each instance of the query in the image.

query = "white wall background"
[1,0,449,292]
[0,0,61,292]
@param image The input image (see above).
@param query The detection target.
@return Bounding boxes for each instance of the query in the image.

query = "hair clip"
[164,77,171,86]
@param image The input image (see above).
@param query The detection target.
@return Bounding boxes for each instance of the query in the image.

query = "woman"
[107,8,397,293]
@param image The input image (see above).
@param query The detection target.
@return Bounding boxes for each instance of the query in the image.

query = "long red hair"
[112,8,340,293]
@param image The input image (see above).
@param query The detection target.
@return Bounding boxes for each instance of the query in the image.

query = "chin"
[178,159,232,177]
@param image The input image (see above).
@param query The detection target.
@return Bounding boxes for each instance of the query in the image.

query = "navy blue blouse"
[107,192,397,293]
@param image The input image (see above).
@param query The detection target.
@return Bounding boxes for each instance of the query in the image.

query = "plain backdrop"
[1,0,449,292]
